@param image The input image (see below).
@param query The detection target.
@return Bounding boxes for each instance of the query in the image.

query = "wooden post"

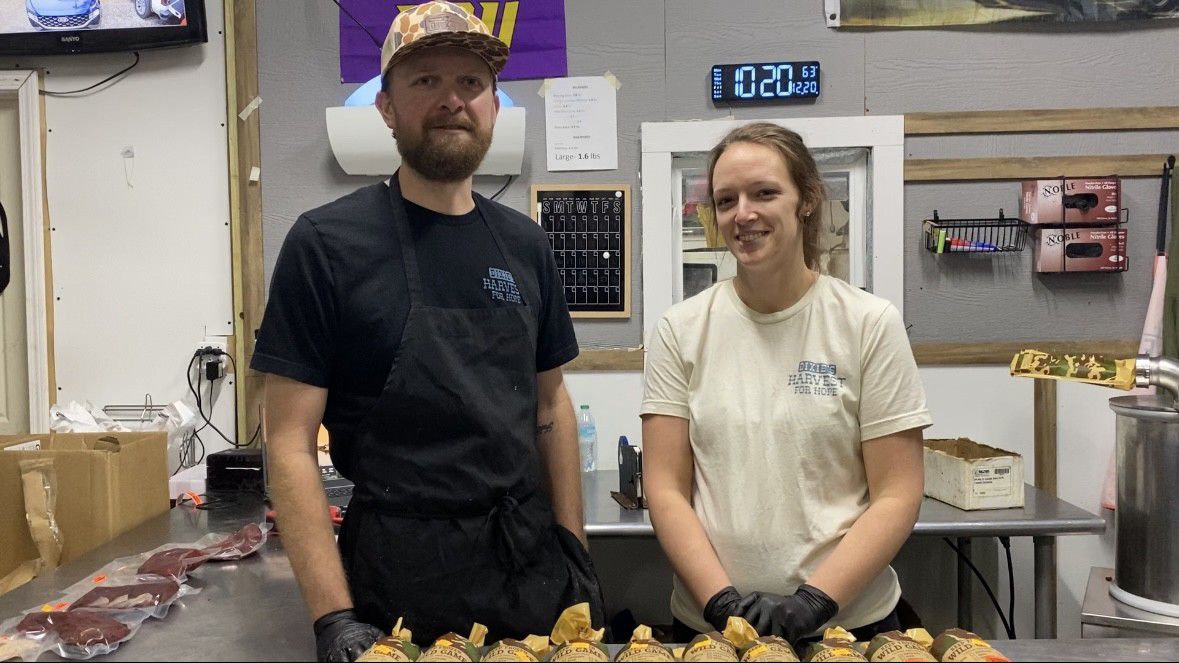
[225,0,265,445]
[1034,380,1058,496]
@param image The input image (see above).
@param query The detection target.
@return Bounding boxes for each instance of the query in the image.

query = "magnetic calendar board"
[531,185,632,319]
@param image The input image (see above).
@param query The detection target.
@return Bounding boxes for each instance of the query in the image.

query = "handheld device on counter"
[613,436,646,510]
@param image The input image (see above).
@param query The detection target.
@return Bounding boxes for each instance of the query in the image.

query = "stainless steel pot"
[1109,377,1179,611]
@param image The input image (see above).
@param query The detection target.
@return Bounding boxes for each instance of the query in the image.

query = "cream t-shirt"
[641,275,932,634]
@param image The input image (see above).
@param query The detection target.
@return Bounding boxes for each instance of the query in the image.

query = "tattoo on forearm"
[537,421,554,436]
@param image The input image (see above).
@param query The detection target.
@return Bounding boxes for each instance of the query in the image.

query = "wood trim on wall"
[905,154,1167,182]
[565,348,645,372]
[38,79,56,415]
[905,106,1179,136]
[225,0,264,444]
[1033,380,1058,496]
[911,340,1139,365]
[563,340,1140,371]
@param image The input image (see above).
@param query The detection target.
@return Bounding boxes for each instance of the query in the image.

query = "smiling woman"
[706,123,826,314]
[641,122,931,647]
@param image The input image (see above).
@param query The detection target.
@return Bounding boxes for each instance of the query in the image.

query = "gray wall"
[257,1,1179,346]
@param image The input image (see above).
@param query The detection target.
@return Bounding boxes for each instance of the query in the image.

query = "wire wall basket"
[923,209,1029,254]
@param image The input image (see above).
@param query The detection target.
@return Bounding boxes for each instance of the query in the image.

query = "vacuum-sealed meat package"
[136,547,209,581]
[64,544,211,594]
[0,634,44,663]
[10,609,143,660]
[66,579,188,619]
[197,522,269,561]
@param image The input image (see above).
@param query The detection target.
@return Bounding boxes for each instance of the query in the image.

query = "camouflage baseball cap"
[380,1,510,77]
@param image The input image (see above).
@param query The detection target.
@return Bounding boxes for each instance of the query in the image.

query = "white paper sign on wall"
[544,76,618,172]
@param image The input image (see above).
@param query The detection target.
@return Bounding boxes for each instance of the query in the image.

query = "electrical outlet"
[196,340,227,356]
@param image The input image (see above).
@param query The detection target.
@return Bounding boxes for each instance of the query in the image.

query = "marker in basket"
[948,237,999,252]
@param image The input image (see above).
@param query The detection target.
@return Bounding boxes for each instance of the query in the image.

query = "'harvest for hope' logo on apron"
[483,267,522,304]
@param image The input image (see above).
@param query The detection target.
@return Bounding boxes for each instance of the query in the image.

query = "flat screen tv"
[0,0,208,56]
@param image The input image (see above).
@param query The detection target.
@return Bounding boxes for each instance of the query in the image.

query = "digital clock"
[711,61,820,103]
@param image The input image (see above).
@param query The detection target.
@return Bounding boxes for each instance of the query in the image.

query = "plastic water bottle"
[577,404,598,472]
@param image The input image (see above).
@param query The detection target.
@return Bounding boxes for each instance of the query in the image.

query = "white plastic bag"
[148,401,200,473]
[48,401,128,433]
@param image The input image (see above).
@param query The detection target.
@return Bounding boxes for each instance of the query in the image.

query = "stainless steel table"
[995,638,1179,661]
[1082,567,1179,637]
[0,497,1158,661]
[584,471,1106,639]
[0,497,313,661]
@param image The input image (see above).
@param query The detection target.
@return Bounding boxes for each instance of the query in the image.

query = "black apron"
[337,178,602,643]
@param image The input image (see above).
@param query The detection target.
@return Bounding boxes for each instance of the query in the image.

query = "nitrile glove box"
[1020,177,1120,225]
[1033,226,1128,273]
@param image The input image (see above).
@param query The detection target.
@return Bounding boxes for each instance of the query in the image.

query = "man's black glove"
[313,609,383,662]
[703,585,745,632]
[736,584,839,644]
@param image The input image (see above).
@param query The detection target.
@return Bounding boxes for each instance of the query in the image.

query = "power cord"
[489,175,514,201]
[328,0,382,49]
[172,423,205,476]
[211,349,262,447]
[188,349,249,448]
[1000,536,1015,638]
[943,537,1016,639]
[41,51,141,97]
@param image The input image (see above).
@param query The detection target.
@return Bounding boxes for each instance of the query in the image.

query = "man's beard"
[395,120,493,182]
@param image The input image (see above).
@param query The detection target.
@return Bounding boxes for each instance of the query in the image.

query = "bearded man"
[252,4,602,660]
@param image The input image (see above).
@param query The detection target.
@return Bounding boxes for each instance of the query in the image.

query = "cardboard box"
[1033,226,1128,273]
[924,438,1025,510]
[0,432,169,587]
[1021,177,1121,225]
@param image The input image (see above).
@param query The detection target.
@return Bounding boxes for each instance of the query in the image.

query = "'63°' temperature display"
[711,61,820,103]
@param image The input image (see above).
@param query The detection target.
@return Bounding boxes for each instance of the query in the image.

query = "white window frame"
[1,71,50,432]
[640,115,905,343]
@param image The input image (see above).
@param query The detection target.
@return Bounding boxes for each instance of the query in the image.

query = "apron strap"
[480,493,531,572]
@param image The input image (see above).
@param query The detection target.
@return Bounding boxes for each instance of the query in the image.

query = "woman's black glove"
[737,584,839,644]
[313,609,383,662]
[703,585,745,631]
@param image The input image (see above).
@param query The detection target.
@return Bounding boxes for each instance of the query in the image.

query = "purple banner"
[339,0,567,83]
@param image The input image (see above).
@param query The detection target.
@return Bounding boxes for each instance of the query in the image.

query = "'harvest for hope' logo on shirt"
[788,360,847,397]
[483,267,522,304]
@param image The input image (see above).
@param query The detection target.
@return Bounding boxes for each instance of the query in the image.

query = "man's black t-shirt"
[251,183,578,450]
